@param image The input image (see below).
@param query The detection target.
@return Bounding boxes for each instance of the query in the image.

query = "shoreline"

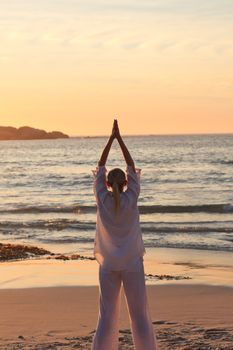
[1,284,233,349]
[1,243,233,289]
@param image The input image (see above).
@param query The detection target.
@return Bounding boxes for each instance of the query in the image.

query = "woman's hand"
[113,119,135,170]
[110,120,116,139]
[115,119,121,139]
[98,122,115,165]
[98,120,120,166]
[112,119,120,140]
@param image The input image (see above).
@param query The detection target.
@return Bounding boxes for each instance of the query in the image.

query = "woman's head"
[107,168,127,192]
[107,168,127,215]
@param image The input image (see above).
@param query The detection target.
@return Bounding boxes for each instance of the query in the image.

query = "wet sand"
[1,243,233,348]
[0,285,233,349]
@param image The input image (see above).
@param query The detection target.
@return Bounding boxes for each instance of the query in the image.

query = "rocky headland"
[0,126,69,140]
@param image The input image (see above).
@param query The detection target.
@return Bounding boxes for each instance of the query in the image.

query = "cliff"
[0,126,69,140]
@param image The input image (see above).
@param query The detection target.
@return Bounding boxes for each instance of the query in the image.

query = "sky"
[0,0,233,136]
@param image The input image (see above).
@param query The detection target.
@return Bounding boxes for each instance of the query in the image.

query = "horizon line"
[70,132,233,138]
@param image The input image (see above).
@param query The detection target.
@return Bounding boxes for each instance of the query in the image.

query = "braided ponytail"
[107,168,126,216]
[112,181,120,215]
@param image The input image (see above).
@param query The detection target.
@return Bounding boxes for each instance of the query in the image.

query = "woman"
[91,120,157,350]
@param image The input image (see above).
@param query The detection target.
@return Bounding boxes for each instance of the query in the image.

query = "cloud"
[0,0,232,72]
[1,0,233,18]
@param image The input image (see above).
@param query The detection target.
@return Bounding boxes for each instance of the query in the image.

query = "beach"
[1,136,233,348]
[1,244,233,349]
[0,283,233,349]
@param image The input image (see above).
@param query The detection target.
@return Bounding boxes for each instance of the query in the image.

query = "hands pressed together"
[98,118,135,169]
[111,119,121,140]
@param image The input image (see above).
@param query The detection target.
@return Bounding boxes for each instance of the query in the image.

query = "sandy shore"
[1,245,233,289]
[1,244,233,348]
[0,285,233,349]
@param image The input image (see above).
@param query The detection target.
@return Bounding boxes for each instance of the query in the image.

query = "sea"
[0,134,233,257]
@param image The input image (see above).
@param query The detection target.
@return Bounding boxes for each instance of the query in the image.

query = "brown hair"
[107,168,126,215]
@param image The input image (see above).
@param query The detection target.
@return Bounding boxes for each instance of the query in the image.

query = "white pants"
[91,257,157,350]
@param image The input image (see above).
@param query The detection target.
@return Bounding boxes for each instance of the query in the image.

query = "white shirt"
[92,165,146,270]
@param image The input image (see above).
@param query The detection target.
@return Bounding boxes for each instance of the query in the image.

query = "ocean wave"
[0,219,233,235]
[0,203,233,215]
[142,225,233,234]
[212,159,233,165]
[0,205,96,214]
[139,204,233,214]
[0,219,96,232]
[39,237,94,244]
[144,242,233,252]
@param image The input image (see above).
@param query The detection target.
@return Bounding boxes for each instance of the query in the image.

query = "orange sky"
[1,0,233,136]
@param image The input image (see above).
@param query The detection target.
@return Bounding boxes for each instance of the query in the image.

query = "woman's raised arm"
[115,120,136,172]
[98,121,116,166]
